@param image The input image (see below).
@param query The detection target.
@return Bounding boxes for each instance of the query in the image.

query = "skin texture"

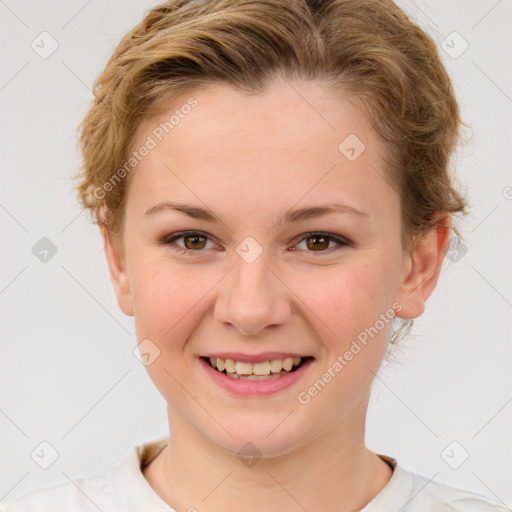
[102,78,451,512]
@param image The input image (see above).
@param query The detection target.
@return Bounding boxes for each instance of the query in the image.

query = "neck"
[143,407,393,512]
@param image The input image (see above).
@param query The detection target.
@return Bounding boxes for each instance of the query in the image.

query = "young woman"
[1,0,507,510]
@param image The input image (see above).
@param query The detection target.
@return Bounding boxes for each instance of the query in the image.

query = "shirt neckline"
[109,438,415,512]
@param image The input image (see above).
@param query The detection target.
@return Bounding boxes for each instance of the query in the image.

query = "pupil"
[185,235,206,250]
[307,235,328,251]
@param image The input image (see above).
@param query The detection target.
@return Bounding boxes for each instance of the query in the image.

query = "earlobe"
[395,214,452,320]
[101,227,134,317]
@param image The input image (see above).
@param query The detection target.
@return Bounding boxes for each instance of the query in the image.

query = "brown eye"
[162,230,348,257]
[183,233,207,250]
[305,234,329,251]
[161,231,216,255]
[294,232,348,254]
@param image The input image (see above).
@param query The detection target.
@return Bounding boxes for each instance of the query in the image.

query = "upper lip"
[201,352,313,364]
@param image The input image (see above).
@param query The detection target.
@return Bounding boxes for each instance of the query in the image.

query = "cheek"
[131,260,203,340]
[129,258,205,403]
[296,259,394,341]
[292,263,395,419]
[290,254,399,405]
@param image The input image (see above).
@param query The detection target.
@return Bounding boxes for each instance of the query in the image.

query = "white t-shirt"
[0,438,508,511]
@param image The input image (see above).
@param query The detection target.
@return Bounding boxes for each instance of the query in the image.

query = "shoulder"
[0,472,114,512]
[0,439,170,512]
[368,455,510,512]
[401,465,509,511]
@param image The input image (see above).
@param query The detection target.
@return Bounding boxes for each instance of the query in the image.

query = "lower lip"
[198,357,315,397]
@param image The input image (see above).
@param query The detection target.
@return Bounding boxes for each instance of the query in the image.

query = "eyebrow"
[144,201,368,224]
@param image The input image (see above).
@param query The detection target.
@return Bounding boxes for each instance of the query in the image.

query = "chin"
[200,414,311,460]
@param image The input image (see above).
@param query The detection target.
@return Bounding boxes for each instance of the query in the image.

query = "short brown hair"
[73,0,467,260]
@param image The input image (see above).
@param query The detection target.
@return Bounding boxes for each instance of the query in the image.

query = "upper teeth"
[209,357,302,375]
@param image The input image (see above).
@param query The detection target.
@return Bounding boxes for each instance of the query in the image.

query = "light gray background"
[1,0,511,506]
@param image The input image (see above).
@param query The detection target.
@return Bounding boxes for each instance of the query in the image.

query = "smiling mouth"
[201,356,314,380]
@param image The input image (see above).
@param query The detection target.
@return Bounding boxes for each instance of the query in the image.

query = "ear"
[395,214,452,319]
[101,225,134,317]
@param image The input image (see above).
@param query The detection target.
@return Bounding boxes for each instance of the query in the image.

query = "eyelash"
[160,230,350,256]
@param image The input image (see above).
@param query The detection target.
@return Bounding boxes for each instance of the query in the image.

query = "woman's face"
[105,78,433,457]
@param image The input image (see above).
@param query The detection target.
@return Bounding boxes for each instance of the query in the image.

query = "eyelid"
[291,231,350,256]
[161,230,220,251]
[292,231,351,247]
[161,230,351,255]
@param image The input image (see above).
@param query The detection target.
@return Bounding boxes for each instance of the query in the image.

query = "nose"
[214,252,292,336]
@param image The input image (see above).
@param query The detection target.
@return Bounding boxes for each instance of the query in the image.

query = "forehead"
[127,79,397,223]
[137,79,375,157]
